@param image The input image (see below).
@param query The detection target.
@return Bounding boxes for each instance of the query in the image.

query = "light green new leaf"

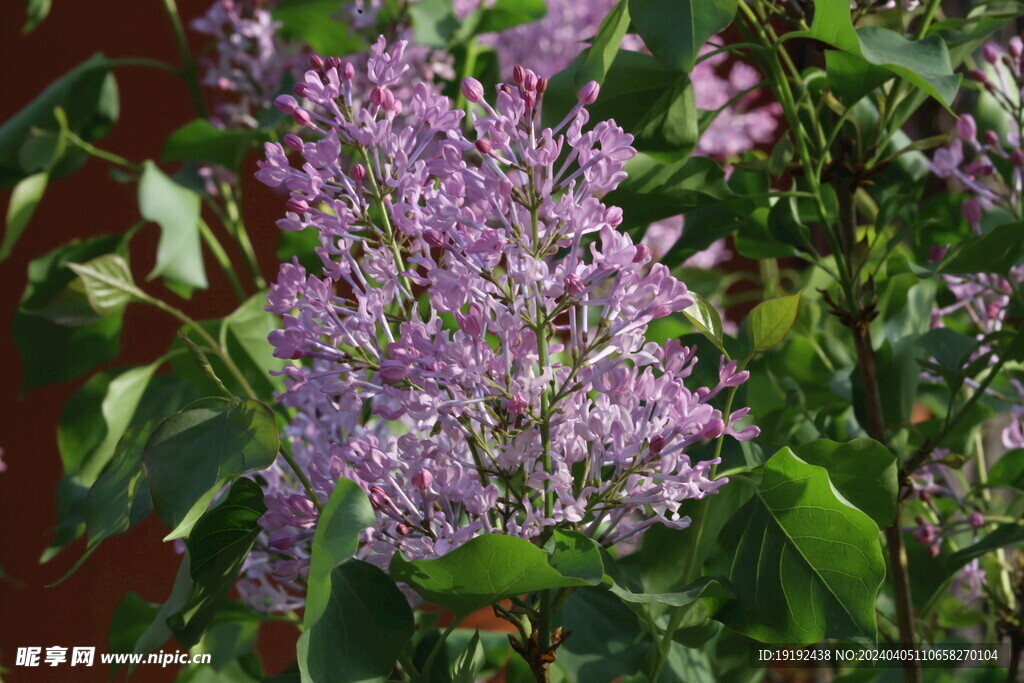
[163,119,256,169]
[748,293,801,353]
[390,534,602,617]
[22,0,52,33]
[682,292,727,356]
[68,254,144,317]
[628,0,737,72]
[706,448,886,644]
[139,161,206,296]
[987,449,1024,493]
[1,171,48,261]
[273,0,365,56]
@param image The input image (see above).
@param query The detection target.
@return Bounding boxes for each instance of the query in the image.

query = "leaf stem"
[158,0,207,117]
[198,218,247,302]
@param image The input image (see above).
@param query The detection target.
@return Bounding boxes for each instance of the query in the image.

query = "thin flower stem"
[159,0,207,117]
[218,181,266,289]
[198,218,248,302]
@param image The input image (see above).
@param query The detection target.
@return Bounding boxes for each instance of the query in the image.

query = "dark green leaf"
[916,327,976,373]
[273,0,365,55]
[1,171,48,261]
[471,0,546,35]
[748,293,801,353]
[222,293,287,396]
[132,556,195,661]
[143,397,279,539]
[109,592,159,671]
[856,28,959,110]
[987,450,1024,492]
[163,120,255,169]
[557,586,650,681]
[139,161,206,296]
[304,478,375,627]
[14,236,124,392]
[946,524,1024,573]
[940,221,1024,275]
[390,534,600,617]
[604,155,730,228]
[610,575,732,607]
[628,0,737,72]
[546,529,605,585]
[298,560,414,683]
[706,447,886,643]
[169,478,266,647]
[0,54,118,188]
[792,438,898,527]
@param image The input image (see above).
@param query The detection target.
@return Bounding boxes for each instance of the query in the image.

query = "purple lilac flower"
[192,0,305,129]
[246,38,756,606]
[953,559,988,602]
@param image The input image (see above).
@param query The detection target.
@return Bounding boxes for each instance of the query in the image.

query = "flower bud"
[475,138,493,155]
[351,163,366,182]
[928,245,948,263]
[370,86,385,107]
[309,54,325,70]
[983,129,1001,147]
[1011,149,1024,167]
[342,61,355,81]
[283,134,303,151]
[969,69,990,86]
[512,65,526,85]
[326,56,342,71]
[649,434,665,454]
[632,244,650,263]
[523,91,536,111]
[507,394,528,415]
[379,359,408,383]
[982,43,1001,64]
[293,108,312,127]
[564,274,585,295]
[955,114,977,141]
[286,196,309,214]
[523,72,538,92]
[1010,37,1023,60]
[396,523,412,536]
[294,82,308,98]
[579,80,600,105]
[461,77,484,103]
[455,303,484,337]
[537,77,548,94]
[961,198,982,226]
[412,469,434,491]
[274,94,298,114]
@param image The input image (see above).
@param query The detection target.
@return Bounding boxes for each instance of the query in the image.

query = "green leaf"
[109,592,159,671]
[604,155,730,228]
[987,450,1024,493]
[610,575,732,607]
[304,478,376,627]
[940,221,1024,275]
[68,254,144,317]
[1,171,48,261]
[682,292,727,356]
[470,0,546,36]
[163,120,255,169]
[792,438,898,527]
[452,631,485,683]
[407,0,460,48]
[802,0,859,53]
[22,0,52,33]
[298,560,414,683]
[546,529,605,586]
[273,0,365,56]
[825,50,893,105]
[390,534,601,617]
[855,28,960,110]
[221,293,287,396]
[139,161,207,296]
[706,447,886,644]
[14,236,125,392]
[946,524,1024,573]
[142,397,279,539]
[628,0,737,72]
[132,556,195,661]
[748,293,801,353]
[557,586,651,681]
[0,54,118,188]
[169,478,266,647]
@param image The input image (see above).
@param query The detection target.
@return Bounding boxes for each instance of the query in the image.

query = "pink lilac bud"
[412,469,434,491]
[351,163,366,182]
[507,394,528,415]
[379,360,408,383]
[274,94,298,114]
[1012,149,1024,167]
[956,114,977,141]
[513,65,525,85]
[396,524,412,536]
[461,77,484,103]
[579,80,600,105]
[632,244,650,263]
[475,138,493,155]
[455,303,484,336]
[537,78,548,94]
[649,434,665,454]
[969,69,990,85]
[1011,37,1023,60]
[523,72,538,92]
[962,199,982,226]
[983,130,1001,147]
[286,197,309,213]
[564,274,585,295]
[309,54,324,70]
[370,87,385,107]
[326,56,341,71]
[369,485,391,511]
[341,61,355,81]
[283,134,303,152]
[292,108,312,127]
[294,82,308,98]
[928,245,948,263]
[499,84,513,97]
[983,43,1001,64]
[523,91,536,111]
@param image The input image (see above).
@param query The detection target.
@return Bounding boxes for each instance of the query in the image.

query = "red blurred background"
[0,2,298,679]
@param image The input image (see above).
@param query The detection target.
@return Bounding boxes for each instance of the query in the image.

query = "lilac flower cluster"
[239,39,756,607]
[192,0,304,128]
[929,37,1024,450]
